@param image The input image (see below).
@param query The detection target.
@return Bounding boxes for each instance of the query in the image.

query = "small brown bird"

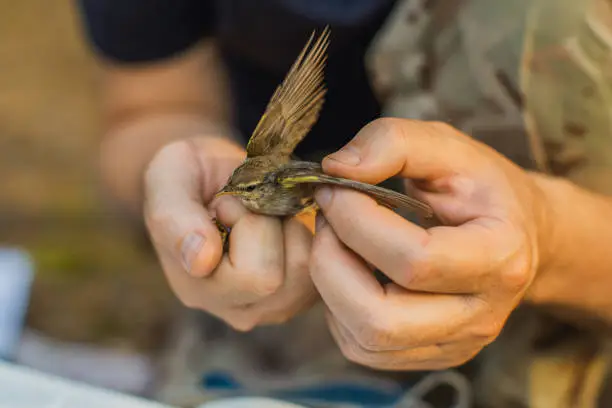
[214,26,433,248]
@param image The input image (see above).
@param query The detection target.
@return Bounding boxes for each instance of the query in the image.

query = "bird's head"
[214,159,274,204]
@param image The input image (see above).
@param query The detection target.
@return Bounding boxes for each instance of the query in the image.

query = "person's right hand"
[143,135,318,331]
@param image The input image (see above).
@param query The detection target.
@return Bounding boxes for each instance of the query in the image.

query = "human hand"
[143,135,317,331]
[310,118,550,370]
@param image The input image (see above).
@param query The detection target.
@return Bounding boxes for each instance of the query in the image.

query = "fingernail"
[315,212,327,232]
[315,187,333,207]
[181,232,206,274]
[326,145,361,166]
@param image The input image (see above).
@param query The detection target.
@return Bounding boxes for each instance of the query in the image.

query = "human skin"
[309,117,612,370]
[97,39,612,369]
[97,40,317,331]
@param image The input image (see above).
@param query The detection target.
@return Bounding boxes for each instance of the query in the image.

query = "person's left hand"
[310,118,550,370]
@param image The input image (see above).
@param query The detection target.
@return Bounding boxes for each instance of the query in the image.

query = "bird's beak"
[215,186,237,198]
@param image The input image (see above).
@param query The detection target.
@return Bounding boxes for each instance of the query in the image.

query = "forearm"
[95,40,239,214]
[525,172,612,324]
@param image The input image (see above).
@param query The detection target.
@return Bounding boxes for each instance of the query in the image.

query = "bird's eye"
[244,184,257,191]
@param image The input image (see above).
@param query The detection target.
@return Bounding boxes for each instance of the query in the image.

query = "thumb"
[321,118,478,184]
[143,140,224,278]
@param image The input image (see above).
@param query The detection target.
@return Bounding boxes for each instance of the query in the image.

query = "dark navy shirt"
[76,0,397,158]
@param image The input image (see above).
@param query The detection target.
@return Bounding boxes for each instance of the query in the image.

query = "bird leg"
[213,218,230,252]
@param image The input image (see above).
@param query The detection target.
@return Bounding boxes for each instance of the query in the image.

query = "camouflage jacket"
[366,0,612,407]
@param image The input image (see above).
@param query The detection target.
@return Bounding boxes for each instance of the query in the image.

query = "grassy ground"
[0,1,176,353]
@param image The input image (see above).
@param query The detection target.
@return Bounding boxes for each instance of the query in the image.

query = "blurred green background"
[0,0,177,355]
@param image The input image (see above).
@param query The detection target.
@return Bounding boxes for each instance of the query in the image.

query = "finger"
[326,311,479,371]
[212,194,250,226]
[384,282,502,345]
[326,311,443,371]
[208,212,285,307]
[186,136,247,202]
[144,140,224,277]
[243,214,319,326]
[310,216,386,328]
[196,215,315,331]
[154,242,285,333]
[315,186,509,294]
[281,213,316,297]
[321,118,483,184]
[311,221,487,348]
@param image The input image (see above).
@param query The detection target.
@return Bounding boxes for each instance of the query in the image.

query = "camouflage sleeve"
[366,1,612,407]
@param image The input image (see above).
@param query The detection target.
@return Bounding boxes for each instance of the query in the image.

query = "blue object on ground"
[0,247,35,361]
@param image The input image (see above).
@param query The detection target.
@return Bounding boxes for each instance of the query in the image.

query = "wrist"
[528,172,559,279]
[522,172,612,326]
[523,172,570,305]
[100,112,240,214]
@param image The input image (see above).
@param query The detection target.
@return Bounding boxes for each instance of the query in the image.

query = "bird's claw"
[213,218,230,252]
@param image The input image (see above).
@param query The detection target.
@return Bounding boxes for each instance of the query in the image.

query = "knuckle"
[227,315,258,332]
[233,268,283,299]
[499,257,531,291]
[144,207,172,231]
[367,117,405,142]
[427,120,455,134]
[471,318,504,340]
[497,242,533,292]
[452,349,482,368]
[463,297,503,340]
[355,316,394,351]
[267,313,292,326]
[494,228,534,291]
[399,246,433,286]
[339,340,368,366]
[251,274,283,298]
[500,264,531,292]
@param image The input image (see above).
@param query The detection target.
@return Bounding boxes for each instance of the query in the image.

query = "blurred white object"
[198,397,307,408]
[0,360,175,408]
[16,330,155,396]
[0,247,34,360]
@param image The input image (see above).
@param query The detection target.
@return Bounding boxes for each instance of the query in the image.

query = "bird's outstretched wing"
[274,161,435,219]
[246,27,330,158]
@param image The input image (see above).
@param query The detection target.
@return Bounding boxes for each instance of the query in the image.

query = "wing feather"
[246,27,330,157]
